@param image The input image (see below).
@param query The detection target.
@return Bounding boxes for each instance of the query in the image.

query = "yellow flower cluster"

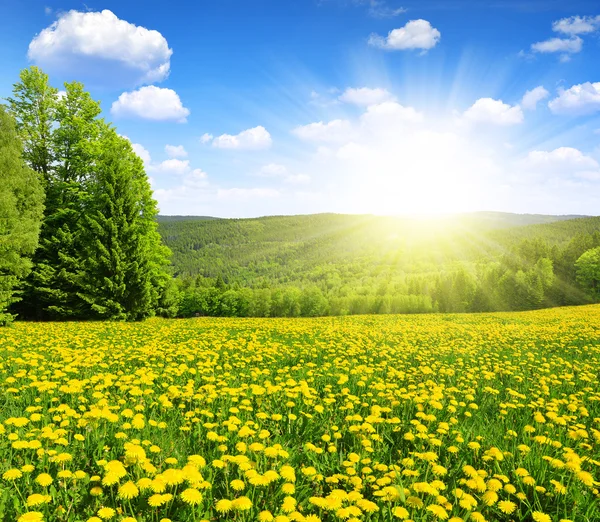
[0,305,599,521]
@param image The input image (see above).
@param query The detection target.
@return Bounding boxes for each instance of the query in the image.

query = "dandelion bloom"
[118,481,139,500]
[97,507,115,520]
[232,496,253,511]
[3,469,23,480]
[180,488,203,505]
[17,513,44,522]
[35,473,53,487]
[532,513,552,522]
[148,494,171,507]
[26,494,51,507]
[230,479,245,491]
[215,499,233,513]
[497,500,516,514]
[392,506,409,519]
[427,505,449,520]
[259,511,275,521]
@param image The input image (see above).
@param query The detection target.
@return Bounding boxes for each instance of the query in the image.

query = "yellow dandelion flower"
[180,488,203,505]
[3,469,23,480]
[497,500,516,514]
[97,507,115,520]
[392,506,409,519]
[26,494,51,507]
[215,499,233,513]
[118,481,139,500]
[232,496,253,511]
[427,505,449,520]
[35,473,53,487]
[230,479,245,491]
[17,512,44,522]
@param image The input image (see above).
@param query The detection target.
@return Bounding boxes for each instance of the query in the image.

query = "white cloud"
[548,82,600,115]
[217,188,281,200]
[200,133,214,144]
[111,86,190,122]
[339,87,395,105]
[531,36,582,55]
[292,119,354,143]
[121,135,152,166]
[552,15,600,35]
[149,159,193,176]
[211,126,272,150]
[360,101,424,129]
[28,9,171,85]
[524,147,600,179]
[364,1,407,18]
[259,163,288,177]
[258,163,310,185]
[293,102,422,145]
[131,143,151,166]
[521,86,550,111]
[462,98,524,126]
[165,144,187,158]
[183,169,209,188]
[368,19,441,51]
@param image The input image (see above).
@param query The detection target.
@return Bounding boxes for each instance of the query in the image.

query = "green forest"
[158,213,600,317]
[1,66,600,322]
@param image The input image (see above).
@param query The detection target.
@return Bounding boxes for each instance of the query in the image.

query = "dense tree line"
[0,67,175,323]
[159,215,600,317]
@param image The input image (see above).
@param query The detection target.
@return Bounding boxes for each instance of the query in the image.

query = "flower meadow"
[1,307,599,522]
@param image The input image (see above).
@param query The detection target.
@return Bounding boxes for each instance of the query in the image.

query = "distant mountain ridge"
[157,211,598,278]
[158,211,588,227]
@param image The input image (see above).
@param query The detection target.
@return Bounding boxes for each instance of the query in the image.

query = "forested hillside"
[157,212,600,317]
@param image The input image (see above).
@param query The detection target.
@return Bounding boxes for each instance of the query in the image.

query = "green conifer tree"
[0,107,44,324]
[77,131,172,320]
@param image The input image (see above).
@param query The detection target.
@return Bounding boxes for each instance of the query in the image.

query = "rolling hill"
[155,212,600,316]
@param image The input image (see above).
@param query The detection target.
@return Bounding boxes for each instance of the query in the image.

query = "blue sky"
[2,0,600,217]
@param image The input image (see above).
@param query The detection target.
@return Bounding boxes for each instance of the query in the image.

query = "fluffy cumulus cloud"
[462,98,524,126]
[552,15,600,35]
[165,144,187,158]
[28,9,171,86]
[258,164,310,184]
[548,82,600,115]
[530,36,582,59]
[528,14,600,61]
[360,101,423,128]
[121,135,152,165]
[211,126,272,150]
[521,86,549,111]
[217,188,281,200]
[131,143,152,165]
[149,159,195,176]
[111,86,190,123]
[338,87,395,106]
[524,147,600,179]
[292,119,354,143]
[368,19,440,51]
[200,133,214,144]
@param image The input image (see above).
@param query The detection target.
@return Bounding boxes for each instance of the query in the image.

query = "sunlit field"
[1,307,599,522]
